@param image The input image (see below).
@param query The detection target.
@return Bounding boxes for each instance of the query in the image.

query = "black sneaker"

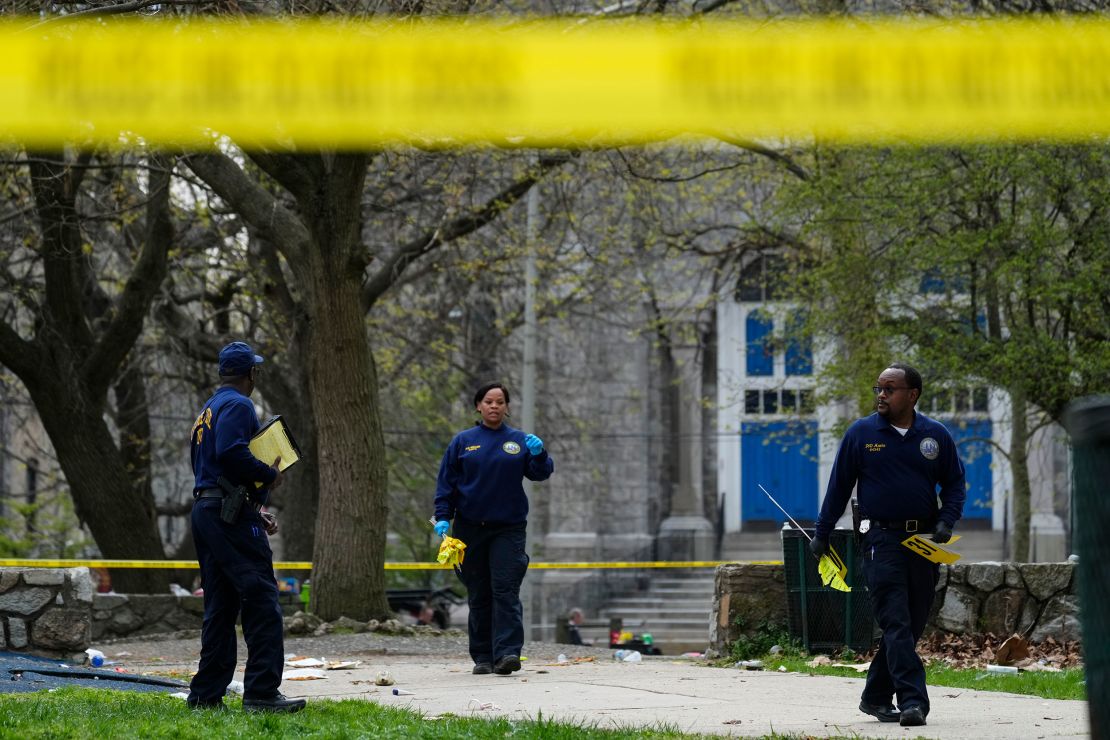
[243,693,307,713]
[900,706,927,726]
[473,662,493,675]
[186,693,226,710]
[858,701,899,722]
[492,655,521,675]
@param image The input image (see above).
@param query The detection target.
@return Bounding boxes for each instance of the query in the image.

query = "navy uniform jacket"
[815,410,966,540]
[190,386,277,505]
[434,422,554,524]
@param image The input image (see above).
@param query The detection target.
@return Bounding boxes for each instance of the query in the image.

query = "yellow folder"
[249,415,302,472]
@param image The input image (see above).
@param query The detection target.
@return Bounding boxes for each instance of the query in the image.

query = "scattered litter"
[986,664,1019,676]
[806,656,832,667]
[327,661,361,670]
[681,652,704,658]
[1043,716,1063,721]
[283,669,327,681]
[170,583,192,597]
[777,665,787,673]
[621,651,642,663]
[114,652,132,658]
[374,671,395,686]
[85,649,105,668]
[769,645,783,655]
[722,719,743,725]
[1023,661,1062,673]
[226,680,244,695]
[830,662,871,672]
[468,697,502,711]
[736,660,763,670]
[994,634,1031,667]
[537,670,549,674]
[392,688,414,696]
[170,692,189,700]
[557,654,568,663]
[286,657,325,668]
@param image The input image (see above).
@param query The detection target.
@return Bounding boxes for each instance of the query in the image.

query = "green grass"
[0,688,815,739]
[755,655,1086,701]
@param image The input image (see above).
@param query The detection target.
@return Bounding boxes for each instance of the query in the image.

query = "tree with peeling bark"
[183,148,569,620]
[0,151,176,592]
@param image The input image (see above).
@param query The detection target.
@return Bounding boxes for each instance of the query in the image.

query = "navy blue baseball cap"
[218,341,264,377]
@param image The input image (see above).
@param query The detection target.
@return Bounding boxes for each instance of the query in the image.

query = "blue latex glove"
[434,520,450,538]
[524,433,544,455]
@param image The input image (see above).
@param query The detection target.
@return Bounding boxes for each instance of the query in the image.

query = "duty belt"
[867,518,933,533]
[195,489,223,500]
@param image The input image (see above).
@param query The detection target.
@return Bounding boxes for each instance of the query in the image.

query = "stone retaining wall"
[0,567,94,657]
[709,561,1081,655]
[92,593,205,641]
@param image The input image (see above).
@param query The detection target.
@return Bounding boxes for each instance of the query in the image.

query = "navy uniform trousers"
[189,499,284,702]
[860,527,940,715]
[453,519,529,665]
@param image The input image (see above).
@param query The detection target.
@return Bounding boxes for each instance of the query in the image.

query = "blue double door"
[741,420,819,523]
[940,418,993,521]
[740,418,993,524]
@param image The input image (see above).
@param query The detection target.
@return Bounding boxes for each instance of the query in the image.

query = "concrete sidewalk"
[276,655,1087,738]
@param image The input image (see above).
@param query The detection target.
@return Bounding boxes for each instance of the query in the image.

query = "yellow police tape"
[4,17,1110,146]
[0,558,780,570]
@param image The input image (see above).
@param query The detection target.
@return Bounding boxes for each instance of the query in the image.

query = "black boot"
[243,693,307,713]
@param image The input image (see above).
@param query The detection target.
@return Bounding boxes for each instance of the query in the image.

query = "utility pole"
[520,155,539,640]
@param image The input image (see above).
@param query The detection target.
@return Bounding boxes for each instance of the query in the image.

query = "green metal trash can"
[1064,395,1110,739]
[782,528,877,654]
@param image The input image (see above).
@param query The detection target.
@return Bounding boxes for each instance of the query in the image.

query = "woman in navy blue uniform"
[433,382,554,675]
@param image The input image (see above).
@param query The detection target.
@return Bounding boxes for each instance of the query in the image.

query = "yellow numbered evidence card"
[901,534,962,564]
[249,415,302,472]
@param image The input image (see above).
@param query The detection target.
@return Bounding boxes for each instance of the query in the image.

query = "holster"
[216,476,250,524]
[851,498,861,545]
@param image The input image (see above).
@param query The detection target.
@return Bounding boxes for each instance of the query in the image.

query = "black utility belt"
[195,489,223,500]
[862,518,934,533]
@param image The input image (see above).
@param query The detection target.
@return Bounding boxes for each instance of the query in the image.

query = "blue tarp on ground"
[0,651,188,695]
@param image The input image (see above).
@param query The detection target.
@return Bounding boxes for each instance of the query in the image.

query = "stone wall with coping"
[91,593,205,641]
[1,567,210,657]
[709,561,1081,655]
[0,567,94,658]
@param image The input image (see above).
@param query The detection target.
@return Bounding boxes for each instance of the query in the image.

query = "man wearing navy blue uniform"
[433,382,554,676]
[811,363,965,728]
[186,341,304,713]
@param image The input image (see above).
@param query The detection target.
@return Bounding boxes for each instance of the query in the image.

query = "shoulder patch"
[919,437,940,460]
[502,441,522,455]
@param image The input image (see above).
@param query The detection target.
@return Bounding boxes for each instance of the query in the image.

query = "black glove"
[809,536,829,559]
[933,521,953,544]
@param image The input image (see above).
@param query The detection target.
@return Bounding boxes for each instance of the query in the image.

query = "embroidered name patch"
[864,442,886,453]
[464,445,481,452]
[919,437,940,460]
[502,441,522,455]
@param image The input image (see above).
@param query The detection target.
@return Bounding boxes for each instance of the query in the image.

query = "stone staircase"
[595,570,717,655]
[720,526,1007,564]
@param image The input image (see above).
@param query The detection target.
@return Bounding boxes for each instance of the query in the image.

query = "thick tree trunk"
[305,262,392,620]
[28,381,167,593]
[1010,387,1032,562]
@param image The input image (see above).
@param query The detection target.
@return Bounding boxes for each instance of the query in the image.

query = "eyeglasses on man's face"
[872,385,909,396]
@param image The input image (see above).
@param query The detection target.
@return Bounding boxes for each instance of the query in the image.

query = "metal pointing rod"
[758,484,812,542]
